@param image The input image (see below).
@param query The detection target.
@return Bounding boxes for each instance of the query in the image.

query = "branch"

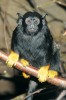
[24,87,46,100]
[0,50,66,88]
[56,90,66,100]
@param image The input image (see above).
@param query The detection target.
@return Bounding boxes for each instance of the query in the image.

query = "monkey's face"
[17,12,46,35]
[21,12,43,35]
[25,17,40,33]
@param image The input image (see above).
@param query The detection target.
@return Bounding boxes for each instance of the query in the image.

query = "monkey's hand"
[48,70,58,78]
[20,59,30,78]
[6,51,19,67]
[38,65,58,83]
[38,65,50,83]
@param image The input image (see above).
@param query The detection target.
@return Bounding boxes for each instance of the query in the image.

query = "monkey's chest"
[20,36,45,61]
[18,35,50,67]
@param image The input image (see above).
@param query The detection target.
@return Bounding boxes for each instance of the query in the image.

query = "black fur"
[11,11,60,100]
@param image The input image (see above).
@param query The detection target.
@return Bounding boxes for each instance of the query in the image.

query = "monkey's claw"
[6,51,19,67]
[48,70,58,78]
[38,65,50,83]
[20,59,29,67]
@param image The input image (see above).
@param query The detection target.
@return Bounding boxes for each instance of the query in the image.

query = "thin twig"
[56,90,66,100]
[24,85,55,100]
[24,87,46,100]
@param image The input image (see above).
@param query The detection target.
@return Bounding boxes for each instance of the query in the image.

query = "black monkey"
[6,11,60,100]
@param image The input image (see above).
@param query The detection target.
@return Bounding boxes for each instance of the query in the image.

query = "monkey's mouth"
[26,27,38,33]
[29,29,36,32]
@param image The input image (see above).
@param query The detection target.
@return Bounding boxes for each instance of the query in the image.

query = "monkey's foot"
[6,51,19,67]
[20,59,29,67]
[22,72,30,78]
[48,70,58,78]
[20,59,30,78]
[38,65,50,83]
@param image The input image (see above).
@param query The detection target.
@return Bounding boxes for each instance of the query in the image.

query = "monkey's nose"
[31,25,34,29]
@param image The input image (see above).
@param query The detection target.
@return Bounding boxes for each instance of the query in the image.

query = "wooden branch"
[56,90,66,100]
[0,50,66,88]
[24,87,46,100]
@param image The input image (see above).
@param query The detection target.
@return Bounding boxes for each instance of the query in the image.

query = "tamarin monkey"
[6,12,60,100]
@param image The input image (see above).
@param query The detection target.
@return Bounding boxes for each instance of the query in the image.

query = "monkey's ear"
[42,13,48,19]
[42,13,48,25]
[17,13,23,25]
[17,13,23,18]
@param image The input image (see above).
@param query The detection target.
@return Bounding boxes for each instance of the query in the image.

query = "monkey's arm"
[38,42,59,83]
[6,28,30,78]
[6,28,20,67]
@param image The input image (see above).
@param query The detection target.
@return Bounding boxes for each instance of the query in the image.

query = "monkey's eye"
[34,17,40,25]
[25,17,31,25]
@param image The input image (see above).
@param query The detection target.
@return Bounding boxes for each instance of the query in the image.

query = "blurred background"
[0,0,66,100]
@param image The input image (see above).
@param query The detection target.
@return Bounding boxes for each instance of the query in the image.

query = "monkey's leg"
[20,59,30,78]
[26,80,38,100]
[38,65,58,83]
[6,51,19,67]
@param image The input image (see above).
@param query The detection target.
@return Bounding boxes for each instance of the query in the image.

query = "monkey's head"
[17,11,47,35]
